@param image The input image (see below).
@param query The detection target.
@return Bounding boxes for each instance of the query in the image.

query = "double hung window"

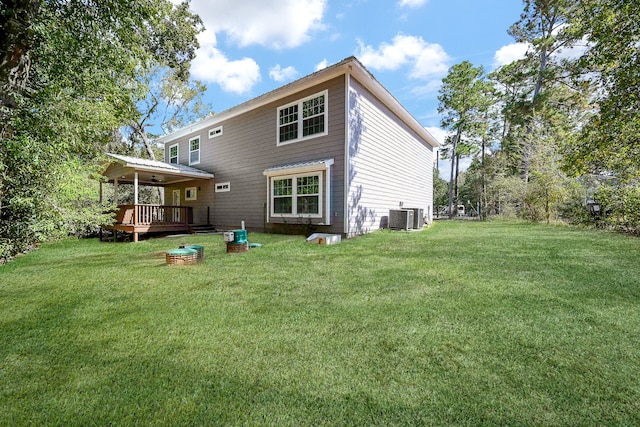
[169,144,179,164]
[271,173,321,217]
[277,91,327,145]
[189,136,200,165]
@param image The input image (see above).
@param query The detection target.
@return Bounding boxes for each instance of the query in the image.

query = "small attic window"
[209,126,223,139]
[215,182,230,192]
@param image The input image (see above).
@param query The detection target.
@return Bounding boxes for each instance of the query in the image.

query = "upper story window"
[277,90,327,146]
[209,126,223,139]
[189,136,200,165]
[169,144,179,164]
[215,182,230,192]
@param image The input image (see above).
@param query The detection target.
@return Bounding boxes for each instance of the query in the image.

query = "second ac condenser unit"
[389,209,414,230]
[408,208,424,229]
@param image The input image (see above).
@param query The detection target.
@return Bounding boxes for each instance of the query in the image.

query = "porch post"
[134,172,139,205]
[114,178,119,204]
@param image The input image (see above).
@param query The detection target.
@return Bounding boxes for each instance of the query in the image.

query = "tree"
[0,1,36,114]
[433,169,450,212]
[126,67,211,162]
[508,0,575,182]
[438,61,487,218]
[489,59,537,175]
[0,1,203,260]
[564,0,640,180]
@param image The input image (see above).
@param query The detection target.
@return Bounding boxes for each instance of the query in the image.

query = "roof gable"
[156,57,439,149]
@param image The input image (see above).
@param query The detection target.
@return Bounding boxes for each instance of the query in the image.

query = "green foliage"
[42,161,116,239]
[564,0,640,179]
[593,182,640,234]
[488,174,527,218]
[460,0,599,225]
[438,61,489,216]
[438,61,487,133]
[124,66,211,161]
[433,169,449,208]
[0,0,203,261]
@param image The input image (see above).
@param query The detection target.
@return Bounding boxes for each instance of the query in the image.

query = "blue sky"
[173,0,530,177]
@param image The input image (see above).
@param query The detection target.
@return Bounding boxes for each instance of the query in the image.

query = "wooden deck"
[101,204,194,242]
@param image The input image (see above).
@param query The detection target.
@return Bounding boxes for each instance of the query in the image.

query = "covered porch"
[100,153,215,242]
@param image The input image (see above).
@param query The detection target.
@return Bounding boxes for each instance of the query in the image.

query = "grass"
[1,220,640,425]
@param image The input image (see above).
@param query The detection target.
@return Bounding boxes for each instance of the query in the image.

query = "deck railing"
[116,204,192,225]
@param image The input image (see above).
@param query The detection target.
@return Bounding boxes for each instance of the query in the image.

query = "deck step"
[190,224,218,234]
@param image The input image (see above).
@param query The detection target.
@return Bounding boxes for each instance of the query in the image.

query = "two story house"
[102,56,439,240]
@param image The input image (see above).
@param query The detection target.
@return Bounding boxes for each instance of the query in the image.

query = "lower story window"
[272,173,321,217]
[185,187,197,201]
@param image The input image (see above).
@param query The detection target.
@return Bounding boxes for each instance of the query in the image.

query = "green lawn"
[1,221,639,426]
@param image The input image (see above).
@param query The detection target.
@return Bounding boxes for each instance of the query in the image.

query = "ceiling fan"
[151,175,162,183]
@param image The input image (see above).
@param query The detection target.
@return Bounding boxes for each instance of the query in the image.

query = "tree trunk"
[0,0,39,115]
[138,128,157,161]
[448,128,461,219]
[454,153,460,202]
[130,122,164,202]
[523,44,548,183]
[481,132,487,220]
[0,0,39,214]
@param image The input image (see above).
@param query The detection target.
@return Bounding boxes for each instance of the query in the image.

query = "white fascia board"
[347,62,440,149]
[156,56,440,150]
[156,60,356,145]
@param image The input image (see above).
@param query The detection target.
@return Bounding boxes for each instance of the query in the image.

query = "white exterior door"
[172,190,181,222]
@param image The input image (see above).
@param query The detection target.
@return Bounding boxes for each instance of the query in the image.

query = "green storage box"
[232,229,247,244]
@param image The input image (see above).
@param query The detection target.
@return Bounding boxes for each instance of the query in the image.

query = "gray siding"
[163,180,215,225]
[346,77,434,236]
[163,76,347,233]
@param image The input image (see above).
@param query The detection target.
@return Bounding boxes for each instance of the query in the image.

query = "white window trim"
[189,136,200,166]
[269,173,323,218]
[276,90,328,146]
[263,159,333,224]
[208,126,223,139]
[215,182,230,192]
[169,143,179,164]
[185,187,197,201]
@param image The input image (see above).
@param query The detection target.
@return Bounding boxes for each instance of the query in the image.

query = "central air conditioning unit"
[408,208,424,229]
[389,209,414,230]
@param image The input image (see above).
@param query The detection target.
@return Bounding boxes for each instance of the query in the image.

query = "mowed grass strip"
[1,221,639,425]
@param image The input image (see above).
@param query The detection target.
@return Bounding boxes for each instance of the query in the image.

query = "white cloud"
[555,37,590,61]
[438,155,472,181]
[493,42,530,68]
[189,0,327,49]
[423,127,474,180]
[425,126,449,146]
[410,80,443,97]
[190,30,261,95]
[493,36,590,69]
[269,65,298,82]
[356,34,450,79]
[315,58,329,71]
[398,0,428,7]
